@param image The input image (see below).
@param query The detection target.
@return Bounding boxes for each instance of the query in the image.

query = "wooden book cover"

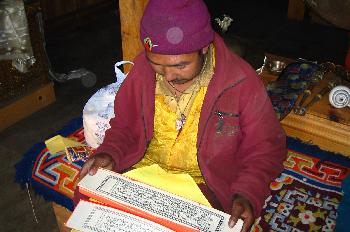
[69,168,243,232]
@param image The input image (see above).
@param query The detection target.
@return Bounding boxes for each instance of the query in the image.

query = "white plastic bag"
[83,61,133,148]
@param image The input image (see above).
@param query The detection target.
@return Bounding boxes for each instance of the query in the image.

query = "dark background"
[204,0,348,66]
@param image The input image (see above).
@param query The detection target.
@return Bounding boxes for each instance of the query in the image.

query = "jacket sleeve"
[230,68,287,218]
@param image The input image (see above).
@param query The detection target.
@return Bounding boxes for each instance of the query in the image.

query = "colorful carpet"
[252,139,350,231]
[15,117,350,231]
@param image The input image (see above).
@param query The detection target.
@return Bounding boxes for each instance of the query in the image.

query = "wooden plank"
[282,112,350,157]
[119,0,148,72]
[52,202,72,232]
[287,0,305,21]
[0,83,55,131]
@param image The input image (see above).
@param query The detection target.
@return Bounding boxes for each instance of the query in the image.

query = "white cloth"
[83,61,133,148]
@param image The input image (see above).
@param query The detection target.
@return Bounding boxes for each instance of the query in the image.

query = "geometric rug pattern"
[15,117,350,231]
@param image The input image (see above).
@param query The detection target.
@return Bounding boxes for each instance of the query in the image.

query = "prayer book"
[66,168,244,232]
[67,201,174,232]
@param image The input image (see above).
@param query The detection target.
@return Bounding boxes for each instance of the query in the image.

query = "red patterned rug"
[252,148,349,231]
[15,117,350,231]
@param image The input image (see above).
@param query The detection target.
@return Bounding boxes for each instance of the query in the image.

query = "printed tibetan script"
[78,169,243,232]
[67,201,173,232]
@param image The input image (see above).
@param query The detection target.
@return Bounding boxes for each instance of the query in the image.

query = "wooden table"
[52,203,71,232]
[259,54,350,157]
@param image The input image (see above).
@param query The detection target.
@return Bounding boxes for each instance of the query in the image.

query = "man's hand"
[79,152,115,179]
[228,194,254,232]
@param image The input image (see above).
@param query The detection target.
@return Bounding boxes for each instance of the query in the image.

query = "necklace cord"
[167,53,208,96]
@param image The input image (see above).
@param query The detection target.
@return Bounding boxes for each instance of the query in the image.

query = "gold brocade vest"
[132,44,215,184]
[133,88,207,183]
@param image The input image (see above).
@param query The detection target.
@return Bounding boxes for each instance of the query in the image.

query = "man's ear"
[201,45,210,55]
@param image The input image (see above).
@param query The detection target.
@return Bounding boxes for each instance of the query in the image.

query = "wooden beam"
[119,0,148,72]
[287,0,305,21]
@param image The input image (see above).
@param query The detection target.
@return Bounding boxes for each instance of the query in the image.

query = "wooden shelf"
[0,82,55,131]
[0,2,56,131]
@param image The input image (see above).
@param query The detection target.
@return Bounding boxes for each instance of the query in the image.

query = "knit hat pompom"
[140,0,214,55]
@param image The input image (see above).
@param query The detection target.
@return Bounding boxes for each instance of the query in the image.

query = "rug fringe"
[14,117,83,211]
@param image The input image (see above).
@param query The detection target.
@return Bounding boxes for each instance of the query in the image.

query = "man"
[76,0,287,231]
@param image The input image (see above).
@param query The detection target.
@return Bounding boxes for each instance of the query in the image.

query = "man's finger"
[104,162,114,171]
[79,158,95,179]
[88,156,113,175]
[240,217,254,232]
[229,202,244,228]
[88,158,104,175]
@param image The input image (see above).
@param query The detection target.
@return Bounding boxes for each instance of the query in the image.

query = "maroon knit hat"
[140,0,214,55]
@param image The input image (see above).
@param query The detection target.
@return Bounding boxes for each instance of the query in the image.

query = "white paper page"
[78,168,244,232]
[66,201,174,232]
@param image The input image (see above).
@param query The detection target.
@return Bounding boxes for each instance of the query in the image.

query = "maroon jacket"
[94,34,287,217]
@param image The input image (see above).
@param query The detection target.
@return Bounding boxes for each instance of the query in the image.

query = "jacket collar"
[208,33,247,96]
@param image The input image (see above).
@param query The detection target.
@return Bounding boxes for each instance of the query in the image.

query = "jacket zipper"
[197,78,245,191]
[214,110,239,117]
[140,92,150,162]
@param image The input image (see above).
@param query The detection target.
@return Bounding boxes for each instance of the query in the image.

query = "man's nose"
[163,68,176,81]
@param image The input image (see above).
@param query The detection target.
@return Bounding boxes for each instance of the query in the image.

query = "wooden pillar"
[119,0,149,72]
[287,0,305,21]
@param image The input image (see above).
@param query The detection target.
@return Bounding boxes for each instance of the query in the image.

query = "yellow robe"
[133,45,215,184]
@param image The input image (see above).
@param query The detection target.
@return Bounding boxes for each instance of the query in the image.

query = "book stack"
[66,168,243,232]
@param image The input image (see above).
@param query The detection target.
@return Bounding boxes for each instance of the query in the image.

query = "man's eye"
[177,65,186,70]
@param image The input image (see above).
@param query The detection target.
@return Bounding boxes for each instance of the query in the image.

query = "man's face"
[145,49,206,85]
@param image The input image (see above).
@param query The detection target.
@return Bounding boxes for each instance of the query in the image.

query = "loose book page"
[78,168,244,232]
[66,200,174,232]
